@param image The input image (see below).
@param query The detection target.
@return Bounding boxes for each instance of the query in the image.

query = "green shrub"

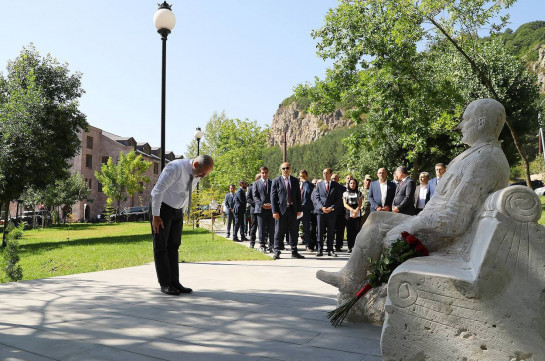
[8,222,24,240]
[1,238,23,282]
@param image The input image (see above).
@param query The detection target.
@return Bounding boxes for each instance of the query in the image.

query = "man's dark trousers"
[273,206,299,254]
[334,210,346,250]
[249,208,258,247]
[151,202,183,287]
[317,211,336,252]
[226,211,235,237]
[257,210,274,251]
[234,211,245,240]
[300,211,312,247]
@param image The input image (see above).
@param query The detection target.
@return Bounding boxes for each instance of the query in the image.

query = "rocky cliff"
[268,101,352,147]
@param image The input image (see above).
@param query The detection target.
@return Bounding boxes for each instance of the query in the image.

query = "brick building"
[8,125,183,222]
[69,125,183,221]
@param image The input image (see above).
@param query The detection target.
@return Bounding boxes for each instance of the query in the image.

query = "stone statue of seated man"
[317,98,510,299]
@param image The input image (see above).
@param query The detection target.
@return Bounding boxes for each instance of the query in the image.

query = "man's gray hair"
[194,155,213,169]
[396,165,409,175]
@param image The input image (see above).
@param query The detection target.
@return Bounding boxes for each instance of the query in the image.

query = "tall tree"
[94,150,151,215]
[186,112,268,191]
[0,44,88,246]
[296,0,539,183]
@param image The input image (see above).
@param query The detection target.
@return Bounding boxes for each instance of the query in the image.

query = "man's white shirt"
[151,159,198,216]
[379,181,387,207]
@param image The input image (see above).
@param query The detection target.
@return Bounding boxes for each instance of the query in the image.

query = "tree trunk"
[2,202,7,248]
[427,16,532,188]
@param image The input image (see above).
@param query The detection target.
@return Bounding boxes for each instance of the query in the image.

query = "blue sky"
[1,1,543,156]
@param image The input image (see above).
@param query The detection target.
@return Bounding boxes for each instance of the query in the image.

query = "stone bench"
[381,185,545,360]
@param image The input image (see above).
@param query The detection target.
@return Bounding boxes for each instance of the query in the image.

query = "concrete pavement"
[0,221,382,361]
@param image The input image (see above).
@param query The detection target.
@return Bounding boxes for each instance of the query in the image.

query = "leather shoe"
[241,237,249,242]
[316,251,323,257]
[233,238,242,242]
[291,252,305,259]
[328,251,338,257]
[160,286,180,295]
[273,252,281,260]
[172,283,193,294]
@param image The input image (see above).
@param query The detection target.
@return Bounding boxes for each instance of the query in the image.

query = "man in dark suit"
[224,184,236,238]
[246,173,260,248]
[368,168,396,212]
[414,172,431,214]
[233,180,248,242]
[392,166,416,215]
[332,173,348,252]
[253,166,274,253]
[428,163,446,198]
[298,169,314,249]
[313,168,343,257]
[271,162,304,260]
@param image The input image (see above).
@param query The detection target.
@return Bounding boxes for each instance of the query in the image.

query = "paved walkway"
[0,221,382,361]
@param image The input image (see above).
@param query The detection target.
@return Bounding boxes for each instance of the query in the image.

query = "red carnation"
[414,243,429,256]
[401,231,410,239]
[406,235,419,245]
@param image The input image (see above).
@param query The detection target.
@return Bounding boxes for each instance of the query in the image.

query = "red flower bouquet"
[328,232,429,327]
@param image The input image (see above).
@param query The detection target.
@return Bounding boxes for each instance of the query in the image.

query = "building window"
[85,154,93,168]
[154,162,159,174]
[88,179,92,189]
[98,182,103,193]
[86,136,93,149]
[101,156,109,164]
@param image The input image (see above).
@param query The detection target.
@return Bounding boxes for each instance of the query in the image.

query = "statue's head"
[457,99,506,146]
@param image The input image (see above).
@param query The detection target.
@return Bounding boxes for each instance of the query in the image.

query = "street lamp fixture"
[153,2,176,170]
[194,127,204,228]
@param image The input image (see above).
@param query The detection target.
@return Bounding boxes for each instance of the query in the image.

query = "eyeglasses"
[282,167,290,170]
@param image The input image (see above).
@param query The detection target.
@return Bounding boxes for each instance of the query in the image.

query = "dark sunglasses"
[282,167,290,170]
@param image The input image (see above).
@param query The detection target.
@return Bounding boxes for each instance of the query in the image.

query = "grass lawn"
[540,196,545,225]
[3,222,269,282]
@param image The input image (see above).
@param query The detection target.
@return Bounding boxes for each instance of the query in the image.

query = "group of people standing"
[221,161,446,260]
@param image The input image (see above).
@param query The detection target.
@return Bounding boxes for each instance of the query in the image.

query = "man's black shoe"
[328,251,338,257]
[172,283,193,294]
[316,251,323,257]
[291,252,305,259]
[273,252,281,260]
[250,243,255,248]
[160,286,181,295]
[241,237,249,242]
[233,238,242,242]
[259,247,266,253]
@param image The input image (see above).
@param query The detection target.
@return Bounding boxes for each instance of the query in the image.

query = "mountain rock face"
[268,101,352,147]
[530,45,545,93]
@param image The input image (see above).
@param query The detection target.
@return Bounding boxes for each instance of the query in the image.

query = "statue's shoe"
[316,269,359,295]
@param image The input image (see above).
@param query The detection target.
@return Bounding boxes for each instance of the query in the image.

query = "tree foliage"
[296,0,540,181]
[0,44,88,245]
[186,112,268,191]
[94,150,151,214]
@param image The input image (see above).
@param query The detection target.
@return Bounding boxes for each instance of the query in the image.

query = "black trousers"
[226,211,235,237]
[273,206,299,254]
[249,208,258,245]
[309,212,318,250]
[345,216,362,250]
[257,210,274,250]
[299,210,312,246]
[234,211,245,239]
[151,202,183,287]
[317,211,336,252]
[335,210,346,250]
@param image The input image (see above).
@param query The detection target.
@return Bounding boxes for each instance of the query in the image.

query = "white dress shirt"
[417,185,428,209]
[379,181,387,207]
[151,159,199,216]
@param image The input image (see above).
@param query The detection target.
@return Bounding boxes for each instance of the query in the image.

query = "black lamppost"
[539,98,545,163]
[153,2,176,170]
[193,127,204,227]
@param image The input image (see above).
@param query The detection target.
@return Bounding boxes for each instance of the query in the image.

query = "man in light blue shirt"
[150,155,214,295]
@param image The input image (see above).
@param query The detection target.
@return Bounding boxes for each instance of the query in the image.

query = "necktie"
[326,182,329,194]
